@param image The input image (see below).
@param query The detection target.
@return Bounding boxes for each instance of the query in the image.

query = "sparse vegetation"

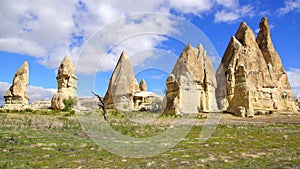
[0,111,300,168]
[62,96,77,112]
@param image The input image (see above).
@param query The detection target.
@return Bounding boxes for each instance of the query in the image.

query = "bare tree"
[91,91,108,121]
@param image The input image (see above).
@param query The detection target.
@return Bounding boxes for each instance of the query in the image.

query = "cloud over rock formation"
[4,61,29,110]
[163,44,218,115]
[216,17,297,117]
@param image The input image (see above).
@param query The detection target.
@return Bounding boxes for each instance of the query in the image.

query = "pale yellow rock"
[133,91,163,111]
[216,17,297,117]
[163,44,218,115]
[103,51,140,111]
[51,55,78,110]
[3,61,29,110]
[139,79,147,91]
[29,100,51,109]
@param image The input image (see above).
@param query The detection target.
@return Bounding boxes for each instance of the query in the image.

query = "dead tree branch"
[91,91,108,121]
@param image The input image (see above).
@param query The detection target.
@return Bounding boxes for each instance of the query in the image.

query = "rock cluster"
[216,17,297,117]
[163,44,218,115]
[103,51,140,111]
[51,55,78,110]
[2,17,298,117]
[3,61,29,110]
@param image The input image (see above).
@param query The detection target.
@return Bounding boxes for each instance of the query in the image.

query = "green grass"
[0,111,299,168]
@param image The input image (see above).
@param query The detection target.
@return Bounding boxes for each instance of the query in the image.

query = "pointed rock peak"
[184,43,193,51]
[16,61,29,75]
[180,43,195,59]
[230,36,243,47]
[115,51,130,68]
[236,21,250,37]
[140,78,146,83]
[139,79,147,91]
[260,16,269,26]
[197,44,204,51]
[238,21,249,31]
[235,20,256,46]
[58,55,75,76]
[258,16,270,35]
[62,55,72,63]
[22,61,28,67]
[61,55,75,69]
[120,51,129,59]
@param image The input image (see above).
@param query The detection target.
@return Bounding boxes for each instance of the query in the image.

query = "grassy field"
[0,110,300,168]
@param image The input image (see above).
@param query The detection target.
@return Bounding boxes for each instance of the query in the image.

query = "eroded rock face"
[4,61,29,110]
[103,51,140,111]
[139,79,147,91]
[216,17,297,117]
[29,100,51,110]
[51,55,78,110]
[163,44,218,115]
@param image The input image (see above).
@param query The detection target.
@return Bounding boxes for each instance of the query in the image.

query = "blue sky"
[1,0,300,105]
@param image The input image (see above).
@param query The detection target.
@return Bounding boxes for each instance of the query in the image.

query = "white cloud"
[168,0,214,14]
[0,81,56,106]
[0,82,10,106]
[216,0,238,8]
[151,74,166,80]
[0,0,255,75]
[287,68,300,98]
[214,3,254,23]
[28,86,56,102]
[278,0,300,15]
[287,68,300,88]
[76,14,178,74]
[215,10,240,23]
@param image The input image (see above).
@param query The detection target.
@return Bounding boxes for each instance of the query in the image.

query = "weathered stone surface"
[103,51,140,111]
[163,44,218,115]
[133,91,163,111]
[296,98,300,111]
[139,79,147,91]
[227,65,254,117]
[4,61,29,110]
[216,17,297,117]
[29,100,51,109]
[51,55,78,110]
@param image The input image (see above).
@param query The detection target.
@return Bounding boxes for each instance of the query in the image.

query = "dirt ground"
[220,112,300,125]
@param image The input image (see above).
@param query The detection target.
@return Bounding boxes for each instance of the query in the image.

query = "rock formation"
[139,79,147,91]
[133,91,163,111]
[3,61,29,109]
[51,55,78,110]
[103,51,140,111]
[296,98,300,111]
[29,100,51,109]
[216,17,297,117]
[163,44,218,115]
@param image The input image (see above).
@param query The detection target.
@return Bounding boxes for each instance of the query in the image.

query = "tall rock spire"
[256,17,288,89]
[163,43,218,115]
[51,55,78,110]
[4,61,29,110]
[103,51,140,111]
[216,17,297,117]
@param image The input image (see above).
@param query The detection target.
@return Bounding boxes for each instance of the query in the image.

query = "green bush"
[62,96,77,112]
